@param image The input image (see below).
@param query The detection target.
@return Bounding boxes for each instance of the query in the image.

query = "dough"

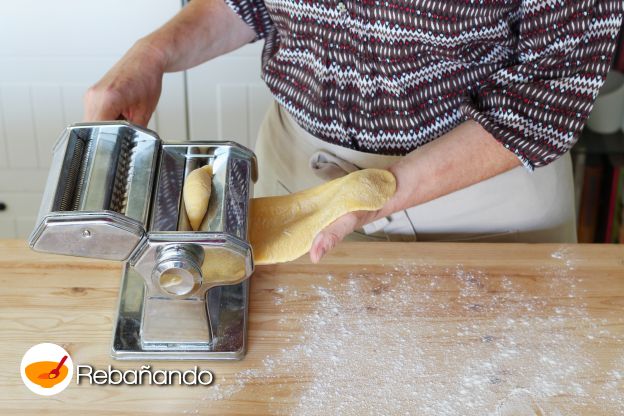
[183,165,213,231]
[181,166,396,272]
[201,248,246,285]
[158,248,247,291]
[249,169,396,265]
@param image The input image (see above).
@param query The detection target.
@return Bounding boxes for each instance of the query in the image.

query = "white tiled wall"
[186,42,273,147]
[0,2,274,239]
[0,76,186,238]
[0,0,186,239]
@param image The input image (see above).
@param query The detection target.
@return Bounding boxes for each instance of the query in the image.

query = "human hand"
[309,210,380,263]
[83,39,166,126]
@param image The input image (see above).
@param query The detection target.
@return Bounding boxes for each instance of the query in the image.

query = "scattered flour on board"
[186,247,624,415]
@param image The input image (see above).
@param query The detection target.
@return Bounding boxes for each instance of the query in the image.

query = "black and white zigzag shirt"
[225,0,623,169]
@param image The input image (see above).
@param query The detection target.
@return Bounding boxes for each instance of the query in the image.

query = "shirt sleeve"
[223,0,273,41]
[460,1,624,170]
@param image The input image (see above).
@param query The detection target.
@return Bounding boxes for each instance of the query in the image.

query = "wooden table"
[1,240,623,415]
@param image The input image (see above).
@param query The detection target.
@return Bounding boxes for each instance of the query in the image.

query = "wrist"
[380,164,411,217]
[133,35,169,73]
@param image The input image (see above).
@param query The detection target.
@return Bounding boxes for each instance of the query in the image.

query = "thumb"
[83,103,121,122]
[83,86,124,122]
[309,213,360,263]
[127,111,152,128]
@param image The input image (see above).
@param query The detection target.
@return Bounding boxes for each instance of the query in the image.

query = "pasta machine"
[28,122,257,360]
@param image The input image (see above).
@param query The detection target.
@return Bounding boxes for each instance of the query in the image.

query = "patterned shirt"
[224,0,623,169]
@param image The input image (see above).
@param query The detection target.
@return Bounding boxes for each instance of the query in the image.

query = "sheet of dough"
[249,169,396,265]
[200,248,246,285]
[159,248,247,291]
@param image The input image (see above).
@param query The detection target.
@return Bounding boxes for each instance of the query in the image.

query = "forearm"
[309,120,522,262]
[381,120,521,217]
[138,0,255,72]
[83,0,255,123]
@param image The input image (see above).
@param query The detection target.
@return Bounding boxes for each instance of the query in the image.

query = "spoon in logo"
[38,355,68,379]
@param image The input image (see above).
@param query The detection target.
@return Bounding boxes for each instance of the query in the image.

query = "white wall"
[0,1,186,238]
[0,1,274,239]
[187,42,273,149]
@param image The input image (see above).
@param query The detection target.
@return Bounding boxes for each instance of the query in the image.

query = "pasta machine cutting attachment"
[29,122,258,360]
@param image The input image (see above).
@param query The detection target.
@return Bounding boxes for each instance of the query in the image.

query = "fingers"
[130,111,152,127]
[309,231,338,264]
[309,213,361,264]
[83,85,123,122]
[83,86,152,127]
[82,49,163,127]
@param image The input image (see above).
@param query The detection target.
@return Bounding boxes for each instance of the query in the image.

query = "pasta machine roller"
[29,121,257,360]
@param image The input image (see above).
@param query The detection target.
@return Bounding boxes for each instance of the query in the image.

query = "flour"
[188,250,624,415]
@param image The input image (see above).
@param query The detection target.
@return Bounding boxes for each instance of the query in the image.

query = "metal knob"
[152,244,204,298]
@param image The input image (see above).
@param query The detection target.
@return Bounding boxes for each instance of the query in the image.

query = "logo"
[20,343,73,396]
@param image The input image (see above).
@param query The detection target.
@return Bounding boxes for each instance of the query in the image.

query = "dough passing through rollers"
[182,166,396,265]
[182,165,213,231]
[249,169,396,265]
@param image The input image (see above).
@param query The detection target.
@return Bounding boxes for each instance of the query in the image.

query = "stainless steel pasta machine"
[28,121,257,360]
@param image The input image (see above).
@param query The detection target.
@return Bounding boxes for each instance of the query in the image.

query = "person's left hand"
[309,210,380,263]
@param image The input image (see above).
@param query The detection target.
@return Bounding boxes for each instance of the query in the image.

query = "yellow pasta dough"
[182,166,396,270]
[158,248,247,292]
[182,165,213,231]
[249,169,396,265]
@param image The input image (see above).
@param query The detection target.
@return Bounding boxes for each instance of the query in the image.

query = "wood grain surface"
[0,240,623,415]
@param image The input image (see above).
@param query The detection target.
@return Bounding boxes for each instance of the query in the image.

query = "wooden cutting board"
[0,240,623,415]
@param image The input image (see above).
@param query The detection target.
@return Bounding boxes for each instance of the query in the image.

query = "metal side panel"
[30,212,145,261]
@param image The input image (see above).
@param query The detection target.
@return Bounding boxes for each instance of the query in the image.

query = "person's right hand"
[83,40,167,126]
